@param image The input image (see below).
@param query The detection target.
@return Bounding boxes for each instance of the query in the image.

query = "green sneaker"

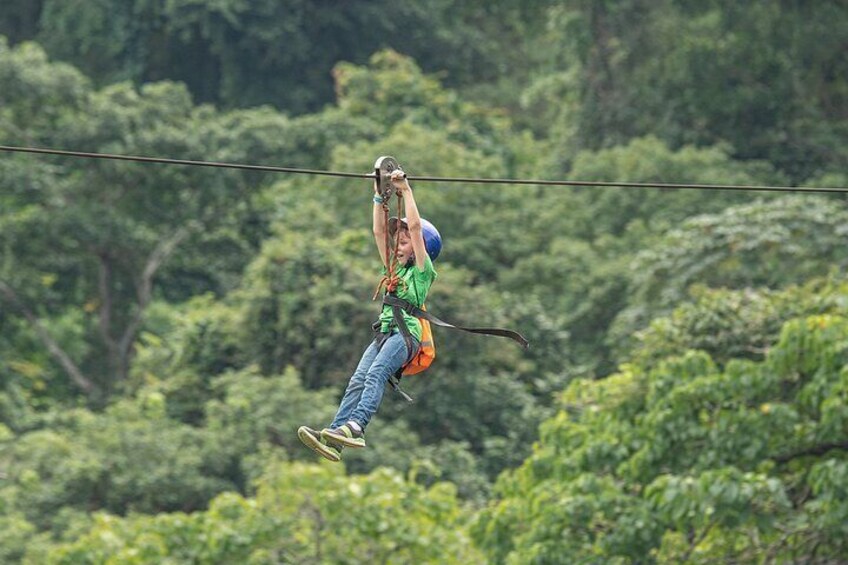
[297,426,343,462]
[321,423,366,448]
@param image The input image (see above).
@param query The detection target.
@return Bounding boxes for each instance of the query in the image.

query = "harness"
[383,294,529,348]
[379,288,529,403]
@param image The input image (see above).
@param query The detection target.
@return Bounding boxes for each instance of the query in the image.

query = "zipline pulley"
[374,155,403,203]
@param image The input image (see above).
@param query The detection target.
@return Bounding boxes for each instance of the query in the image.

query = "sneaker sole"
[297,426,341,462]
[321,429,366,448]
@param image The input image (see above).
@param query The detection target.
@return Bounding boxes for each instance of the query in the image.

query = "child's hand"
[390,169,411,192]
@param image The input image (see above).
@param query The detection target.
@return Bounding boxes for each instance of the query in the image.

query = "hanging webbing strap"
[382,295,530,350]
[389,301,420,361]
[371,315,418,404]
[387,374,414,403]
[389,299,420,404]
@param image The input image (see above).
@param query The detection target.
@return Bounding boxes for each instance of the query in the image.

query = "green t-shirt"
[379,255,437,341]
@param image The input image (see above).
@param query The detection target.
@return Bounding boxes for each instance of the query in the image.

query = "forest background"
[1,1,847,563]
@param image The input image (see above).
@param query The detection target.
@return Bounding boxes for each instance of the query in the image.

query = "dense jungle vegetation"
[1,1,847,562]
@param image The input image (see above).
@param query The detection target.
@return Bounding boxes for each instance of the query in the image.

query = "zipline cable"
[407,175,848,194]
[1,144,847,194]
[0,145,369,179]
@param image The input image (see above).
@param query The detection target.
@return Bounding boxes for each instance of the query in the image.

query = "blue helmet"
[389,217,442,262]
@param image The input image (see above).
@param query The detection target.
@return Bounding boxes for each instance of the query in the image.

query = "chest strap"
[382,294,529,349]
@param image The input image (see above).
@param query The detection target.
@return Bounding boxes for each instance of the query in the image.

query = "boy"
[298,169,440,461]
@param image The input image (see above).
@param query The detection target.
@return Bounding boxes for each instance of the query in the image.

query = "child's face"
[395,229,414,264]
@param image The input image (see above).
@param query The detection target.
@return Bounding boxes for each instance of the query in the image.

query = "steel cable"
[2,144,846,194]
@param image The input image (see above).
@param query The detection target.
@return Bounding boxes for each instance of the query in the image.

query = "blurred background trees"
[1,1,847,562]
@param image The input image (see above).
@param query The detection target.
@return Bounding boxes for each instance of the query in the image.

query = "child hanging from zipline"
[298,168,441,461]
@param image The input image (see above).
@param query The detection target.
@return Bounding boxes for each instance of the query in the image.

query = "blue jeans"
[330,331,415,431]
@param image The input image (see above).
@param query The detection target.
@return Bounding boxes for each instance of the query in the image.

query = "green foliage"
[528,0,848,181]
[634,279,848,369]
[0,365,338,534]
[1,40,353,398]
[474,304,848,563]
[1,7,847,562]
[613,196,848,347]
[0,39,89,144]
[334,50,513,157]
[234,225,378,388]
[34,462,482,564]
[562,136,779,239]
[2,399,232,526]
[203,366,338,477]
[496,135,783,374]
[0,513,36,565]
[2,1,551,115]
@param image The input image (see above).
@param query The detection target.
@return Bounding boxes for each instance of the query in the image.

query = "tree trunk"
[0,279,96,395]
[114,227,189,382]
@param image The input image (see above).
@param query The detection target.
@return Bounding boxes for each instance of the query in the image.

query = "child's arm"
[373,178,390,268]
[391,171,428,271]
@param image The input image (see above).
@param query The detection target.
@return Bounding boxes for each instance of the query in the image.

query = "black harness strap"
[371,303,419,404]
[390,303,421,361]
[377,284,529,404]
[382,295,530,350]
